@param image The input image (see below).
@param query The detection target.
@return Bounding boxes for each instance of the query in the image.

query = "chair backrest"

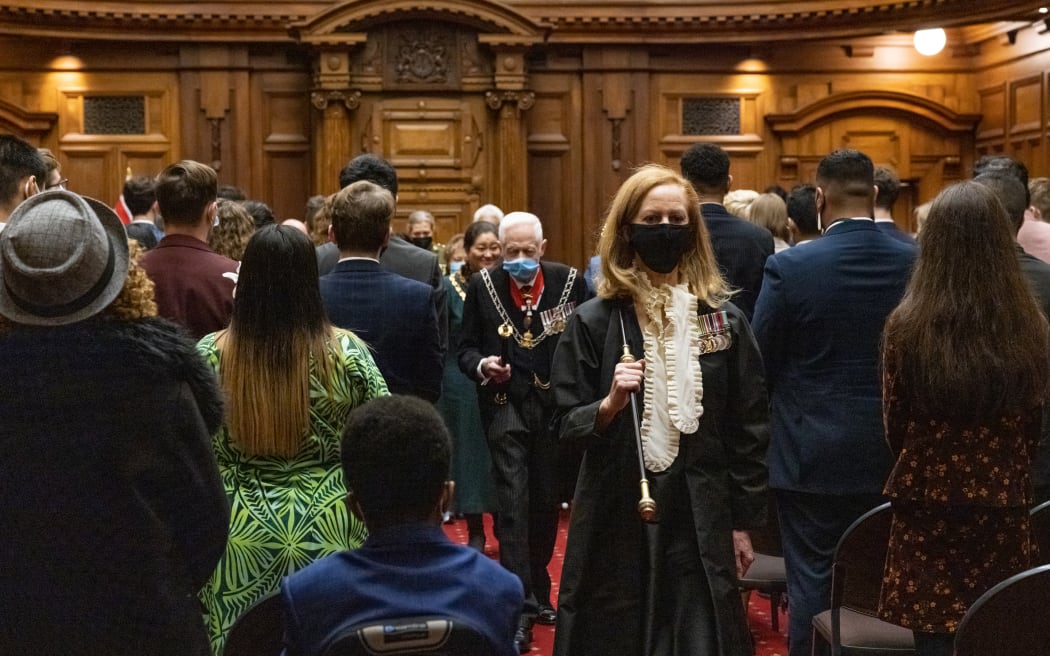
[321,617,493,656]
[829,502,893,616]
[1029,501,1050,566]
[223,591,285,656]
[954,563,1050,656]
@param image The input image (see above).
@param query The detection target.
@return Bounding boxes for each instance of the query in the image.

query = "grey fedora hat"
[0,189,129,326]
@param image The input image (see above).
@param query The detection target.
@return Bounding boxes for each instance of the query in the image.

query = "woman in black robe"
[550,164,769,656]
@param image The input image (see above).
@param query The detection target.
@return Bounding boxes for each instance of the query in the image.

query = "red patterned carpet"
[443,512,789,656]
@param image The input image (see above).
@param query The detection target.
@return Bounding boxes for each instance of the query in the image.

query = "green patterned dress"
[196,329,389,654]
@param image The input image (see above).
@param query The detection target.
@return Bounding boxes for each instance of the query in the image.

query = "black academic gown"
[550,296,769,656]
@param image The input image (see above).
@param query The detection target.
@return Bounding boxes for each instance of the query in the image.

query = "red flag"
[114,195,132,225]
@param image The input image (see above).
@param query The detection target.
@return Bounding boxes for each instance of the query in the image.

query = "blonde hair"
[311,195,333,246]
[748,192,790,242]
[220,332,342,457]
[597,164,730,306]
[208,199,255,260]
[106,240,159,320]
[723,189,759,218]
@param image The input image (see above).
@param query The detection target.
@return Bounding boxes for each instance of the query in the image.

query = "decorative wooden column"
[482,40,535,213]
[308,45,364,194]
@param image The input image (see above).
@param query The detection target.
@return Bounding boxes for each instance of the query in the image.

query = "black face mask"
[629,224,691,274]
[409,236,433,251]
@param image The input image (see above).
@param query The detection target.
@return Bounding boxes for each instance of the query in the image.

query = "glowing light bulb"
[914,28,947,56]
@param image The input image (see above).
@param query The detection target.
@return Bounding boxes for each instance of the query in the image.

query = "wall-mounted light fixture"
[914,28,946,56]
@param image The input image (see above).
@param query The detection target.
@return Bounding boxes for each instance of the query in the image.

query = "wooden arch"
[767,91,983,229]
[289,0,545,46]
[766,90,981,136]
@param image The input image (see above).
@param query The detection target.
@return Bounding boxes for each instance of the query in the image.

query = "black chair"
[223,591,285,656]
[322,617,493,656]
[810,503,914,656]
[1028,500,1050,566]
[739,497,788,631]
[954,563,1050,656]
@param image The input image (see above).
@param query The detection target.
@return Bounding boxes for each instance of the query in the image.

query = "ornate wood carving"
[208,117,223,171]
[0,1,1039,45]
[485,90,535,113]
[393,29,453,85]
[310,89,362,111]
[290,0,543,46]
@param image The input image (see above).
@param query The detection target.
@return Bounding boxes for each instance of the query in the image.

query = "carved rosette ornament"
[310,90,362,111]
[485,90,535,113]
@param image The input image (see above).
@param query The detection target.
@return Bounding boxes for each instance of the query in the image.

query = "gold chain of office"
[480,266,578,349]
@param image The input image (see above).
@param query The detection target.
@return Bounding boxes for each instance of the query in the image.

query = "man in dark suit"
[317,154,447,349]
[320,180,443,402]
[752,149,917,656]
[680,142,773,321]
[458,212,588,653]
[975,166,1050,504]
[873,166,916,244]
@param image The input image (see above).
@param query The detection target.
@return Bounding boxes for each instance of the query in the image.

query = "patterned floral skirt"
[878,502,1032,633]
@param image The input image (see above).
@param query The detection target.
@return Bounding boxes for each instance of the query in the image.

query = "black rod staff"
[498,322,513,365]
[618,309,657,522]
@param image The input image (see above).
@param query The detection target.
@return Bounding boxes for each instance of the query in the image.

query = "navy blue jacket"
[753,219,917,495]
[875,219,917,244]
[320,259,443,401]
[700,202,774,321]
[281,523,523,656]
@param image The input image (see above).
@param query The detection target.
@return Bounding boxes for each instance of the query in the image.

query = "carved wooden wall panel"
[380,99,469,168]
[975,73,1050,176]
[53,75,177,206]
[972,29,1050,174]
[1007,76,1045,173]
[769,91,979,231]
[252,72,312,221]
[977,83,1007,149]
[653,77,766,165]
[363,96,489,240]
[840,121,906,170]
[300,8,541,244]
[527,72,584,266]
[648,73,773,211]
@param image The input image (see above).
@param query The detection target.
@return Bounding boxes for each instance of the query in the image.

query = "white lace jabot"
[639,281,704,472]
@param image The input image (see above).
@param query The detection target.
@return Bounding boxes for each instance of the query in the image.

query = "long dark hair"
[883,181,1049,420]
[220,224,338,455]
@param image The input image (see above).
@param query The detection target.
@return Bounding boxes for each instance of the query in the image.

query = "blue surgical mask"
[503,257,540,283]
[449,260,464,274]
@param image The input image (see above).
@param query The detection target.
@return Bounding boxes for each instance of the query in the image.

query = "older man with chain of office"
[458,211,588,653]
